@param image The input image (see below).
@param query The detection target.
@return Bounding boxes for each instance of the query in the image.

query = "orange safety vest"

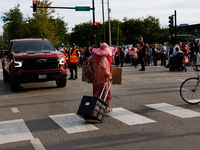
[63,50,69,61]
[69,49,78,63]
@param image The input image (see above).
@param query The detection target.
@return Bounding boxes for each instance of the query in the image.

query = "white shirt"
[173,44,181,53]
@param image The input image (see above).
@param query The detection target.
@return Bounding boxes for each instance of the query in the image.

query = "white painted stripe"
[11,108,19,113]
[146,103,200,118]
[50,113,99,134]
[107,107,156,125]
[0,119,34,145]
[30,138,46,150]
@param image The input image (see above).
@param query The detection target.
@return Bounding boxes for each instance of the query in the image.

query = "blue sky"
[0,0,200,34]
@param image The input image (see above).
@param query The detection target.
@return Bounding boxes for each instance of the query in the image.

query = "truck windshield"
[13,41,55,52]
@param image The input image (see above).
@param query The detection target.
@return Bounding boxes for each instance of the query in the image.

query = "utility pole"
[92,0,96,47]
[175,10,177,44]
[102,0,106,42]
[108,0,112,46]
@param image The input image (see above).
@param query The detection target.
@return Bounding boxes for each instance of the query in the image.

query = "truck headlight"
[14,59,23,67]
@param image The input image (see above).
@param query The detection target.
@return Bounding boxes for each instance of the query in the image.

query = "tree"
[1,4,24,43]
[69,21,93,47]
[27,0,60,47]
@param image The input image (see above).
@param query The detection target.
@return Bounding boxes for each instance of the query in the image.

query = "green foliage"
[1,4,24,43]
[1,0,68,48]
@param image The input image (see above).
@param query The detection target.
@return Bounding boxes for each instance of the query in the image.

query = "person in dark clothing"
[152,44,157,66]
[84,46,92,65]
[120,45,125,67]
[137,37,145,71]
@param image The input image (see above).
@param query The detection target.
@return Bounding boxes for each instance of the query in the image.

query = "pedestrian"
[160,42,167,66]
[88,43,116,113]
[120,45,125,67]
[115,47,120,67]
[125,46,130,64]
[137,37,146,71]
[189,41,195,65]
[194,40,200,65]
[152,44,158,66]
[131,43,138,68]
[68,43,79,80]
[148,45,154,66]
[84,46,92,65]
[173,41,181,53]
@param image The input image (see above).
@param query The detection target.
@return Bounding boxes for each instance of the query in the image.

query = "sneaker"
[68,77,73,80]
[74,76,78,80]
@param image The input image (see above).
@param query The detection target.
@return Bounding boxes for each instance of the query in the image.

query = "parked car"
[1,38,67,91]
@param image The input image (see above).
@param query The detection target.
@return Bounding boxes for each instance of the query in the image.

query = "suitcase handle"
[99,79,113,102]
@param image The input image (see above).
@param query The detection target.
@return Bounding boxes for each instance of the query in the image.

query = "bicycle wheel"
[180,77,200,104]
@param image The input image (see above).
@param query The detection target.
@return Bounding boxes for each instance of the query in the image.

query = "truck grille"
[22,58,59,71]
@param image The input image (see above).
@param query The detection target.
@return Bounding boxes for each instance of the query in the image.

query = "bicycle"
[180,64,200,104]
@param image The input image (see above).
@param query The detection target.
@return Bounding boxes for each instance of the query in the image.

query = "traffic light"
[169,15,173,28]
[169,15,173,34]
[33,0,37,12]
[93,22,98,38]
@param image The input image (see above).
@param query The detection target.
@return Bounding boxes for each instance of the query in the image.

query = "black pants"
[161,53,166,66]
[138,53,145,70]
[69,63,78,78]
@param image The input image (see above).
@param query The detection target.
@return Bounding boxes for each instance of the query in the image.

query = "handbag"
[84,66,93,83]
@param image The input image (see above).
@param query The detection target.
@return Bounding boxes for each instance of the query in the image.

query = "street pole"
[175,10,177,44]
[92,0,96,47]
[108,0,112,46]
[102,0,106,42]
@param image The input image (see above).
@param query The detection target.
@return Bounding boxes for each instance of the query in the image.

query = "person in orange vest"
[62,45,69,65]
[68,43,79,80]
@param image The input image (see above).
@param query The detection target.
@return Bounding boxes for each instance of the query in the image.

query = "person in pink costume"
[88,43,116,113]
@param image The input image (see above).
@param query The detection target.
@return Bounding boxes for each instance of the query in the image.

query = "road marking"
[0,119,34,145]
[30,138,46,150]
[0,68,2,72]
[11,108,19,113]
[50,113,99,134]
[106,107,156,125]
[146,103,200,118]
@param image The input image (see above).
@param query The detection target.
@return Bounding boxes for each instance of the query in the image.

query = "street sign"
[75,6,90,11]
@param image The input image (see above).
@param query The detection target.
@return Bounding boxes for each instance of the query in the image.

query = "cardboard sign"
[111,67,122,85]
[82,65,122,85]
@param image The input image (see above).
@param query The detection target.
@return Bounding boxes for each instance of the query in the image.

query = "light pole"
[108,0,111,46]
[102,0,106,42]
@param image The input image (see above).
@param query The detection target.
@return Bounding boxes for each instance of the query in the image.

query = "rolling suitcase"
[77,80,113,122]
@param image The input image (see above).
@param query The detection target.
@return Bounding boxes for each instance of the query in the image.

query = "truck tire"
[10,74,20,91]
[56,78,67,87]
[3,68,10,82]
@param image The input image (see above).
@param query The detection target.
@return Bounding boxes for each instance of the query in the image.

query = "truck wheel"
[3,68,10,82]
[56,78,67,87]
[10,75,20,91]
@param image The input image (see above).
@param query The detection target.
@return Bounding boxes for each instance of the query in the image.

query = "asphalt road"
[1,61,200,150]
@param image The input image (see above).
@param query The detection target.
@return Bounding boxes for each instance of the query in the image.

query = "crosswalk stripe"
[145,103,200,118]
[30,138,46,150]
[106,107,156,125]
[49,113,99,134]
[0,119,34,145]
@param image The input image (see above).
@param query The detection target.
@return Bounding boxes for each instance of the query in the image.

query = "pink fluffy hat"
[92,43,117,57]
